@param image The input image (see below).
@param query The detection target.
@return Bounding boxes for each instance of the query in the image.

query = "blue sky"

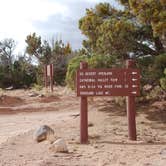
[0,0,119,53]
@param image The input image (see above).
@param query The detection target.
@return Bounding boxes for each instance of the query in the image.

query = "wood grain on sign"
[77,68,140,96]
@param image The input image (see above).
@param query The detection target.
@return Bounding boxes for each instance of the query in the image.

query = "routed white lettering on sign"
[77,68,140,96]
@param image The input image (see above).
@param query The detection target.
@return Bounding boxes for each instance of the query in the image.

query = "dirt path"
[0,88,166,166]
[0,87,79,144]
[0,110,77,144]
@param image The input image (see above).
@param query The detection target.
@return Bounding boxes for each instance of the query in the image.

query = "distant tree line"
[0,39,36,88]
[0,35,76,88]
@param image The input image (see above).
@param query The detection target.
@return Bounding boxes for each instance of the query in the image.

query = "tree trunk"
[154,37,164,54]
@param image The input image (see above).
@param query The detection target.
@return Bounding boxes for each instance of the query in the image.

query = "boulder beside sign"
[77,68,140,96]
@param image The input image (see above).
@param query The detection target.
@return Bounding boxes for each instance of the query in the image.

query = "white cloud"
[0,0,69,53]
[0,0,118,53]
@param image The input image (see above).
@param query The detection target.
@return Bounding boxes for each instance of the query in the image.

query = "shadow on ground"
[96,100,126,117]
[138,100,166,124]
[145,109,166,124]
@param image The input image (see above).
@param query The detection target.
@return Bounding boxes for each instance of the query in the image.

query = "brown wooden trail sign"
[44,64,54,92]
[76,60,140,144]
[77,68,140,96]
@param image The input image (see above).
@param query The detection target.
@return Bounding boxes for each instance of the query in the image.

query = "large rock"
[49,139,68,153]
[33,125,55,143]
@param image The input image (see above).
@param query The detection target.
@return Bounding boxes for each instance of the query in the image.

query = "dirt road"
[0,88,166,166]
[0,110,77,144]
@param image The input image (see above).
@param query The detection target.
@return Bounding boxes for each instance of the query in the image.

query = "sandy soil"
[0,87,166,166]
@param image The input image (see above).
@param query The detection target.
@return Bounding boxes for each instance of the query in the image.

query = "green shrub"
[160,78,166,90]
[88,54,115,68]
[160,68,166,90]
[32,83,43,91]
[114,97,126,106]
[54,68,67,85]
[137,53,166,93]
[153,53,166,80]
[137,56,155,85]
[147,86,163,100]
[66,55,88,90]
[66,54,116,89]
[36,65,44,86]
[164,68,166,75]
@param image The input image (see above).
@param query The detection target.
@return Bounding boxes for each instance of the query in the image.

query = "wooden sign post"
[126,60,136,140]
[44,64,54,92]
[77,60,140,143]
[50,64,54,92]
[44,65,48,88]
[80,62,88,144]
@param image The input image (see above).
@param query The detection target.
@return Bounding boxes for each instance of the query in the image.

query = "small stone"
[94,145,99,148]
[5,86,14,90]
[49,138,68,153]
[88,122,94,127]
[38,94,45,97]
[146,139,153,143]
[73,148,77,152]
[140,121,145,124]
[143,163,152,166]
[28,92,39,97]
[70,113,80,118]
[120,162,126,165]
[75,154,82,157]
[11,142,16,145]
[160,148,166,155]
